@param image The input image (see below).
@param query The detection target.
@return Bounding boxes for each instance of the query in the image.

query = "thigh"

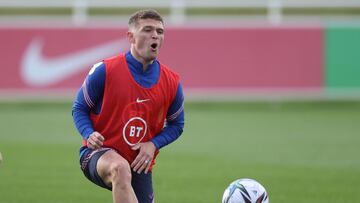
[80,147,113,190]
[132,171,154,203]
[96,148,130,187]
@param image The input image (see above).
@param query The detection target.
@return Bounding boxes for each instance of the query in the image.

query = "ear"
[127,31,135,44]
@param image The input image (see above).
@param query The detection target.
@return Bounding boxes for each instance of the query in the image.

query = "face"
[128,19,164,64]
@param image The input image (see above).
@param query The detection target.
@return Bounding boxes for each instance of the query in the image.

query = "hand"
[130,142,156,174]
[87,132,105,149]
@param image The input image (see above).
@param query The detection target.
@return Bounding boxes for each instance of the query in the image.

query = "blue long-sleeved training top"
[72,51,184,156]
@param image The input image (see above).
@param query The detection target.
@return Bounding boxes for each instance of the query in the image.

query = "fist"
[87,132,105,149]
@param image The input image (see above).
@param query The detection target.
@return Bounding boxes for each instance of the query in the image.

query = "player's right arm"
[72,62,106,149]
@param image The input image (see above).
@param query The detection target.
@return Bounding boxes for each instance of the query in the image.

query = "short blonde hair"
[128,9,164,27]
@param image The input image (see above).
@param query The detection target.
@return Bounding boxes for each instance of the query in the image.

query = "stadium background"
[0,0,359,202]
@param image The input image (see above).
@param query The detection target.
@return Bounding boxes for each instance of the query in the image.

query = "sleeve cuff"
[150,139,161,150]
[83,129,94,140]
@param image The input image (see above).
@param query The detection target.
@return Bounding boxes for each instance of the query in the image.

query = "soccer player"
[72,9,184,203]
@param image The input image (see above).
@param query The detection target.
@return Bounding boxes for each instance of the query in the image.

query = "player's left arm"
[151,82,185,149]
[131,82,185,174]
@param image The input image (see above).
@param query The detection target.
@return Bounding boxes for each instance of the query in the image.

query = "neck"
[130,49,153,71]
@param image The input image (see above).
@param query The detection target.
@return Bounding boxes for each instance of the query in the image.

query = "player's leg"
[80,148,138,203]
[132,171,154,203]
[96,149,138,203]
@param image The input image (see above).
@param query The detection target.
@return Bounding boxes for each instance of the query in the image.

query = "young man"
[72,9,184,203]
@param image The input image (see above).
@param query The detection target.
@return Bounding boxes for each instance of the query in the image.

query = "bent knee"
[97,152,132,186]
[110,160,132,182]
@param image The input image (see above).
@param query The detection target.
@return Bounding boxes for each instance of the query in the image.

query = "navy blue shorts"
[80,148,154,203]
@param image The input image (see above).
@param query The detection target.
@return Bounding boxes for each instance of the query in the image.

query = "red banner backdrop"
[0,26,323,95]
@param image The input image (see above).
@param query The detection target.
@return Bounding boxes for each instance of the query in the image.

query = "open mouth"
[150,43,158,50]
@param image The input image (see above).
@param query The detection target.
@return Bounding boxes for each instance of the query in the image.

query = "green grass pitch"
[0,101,359,203]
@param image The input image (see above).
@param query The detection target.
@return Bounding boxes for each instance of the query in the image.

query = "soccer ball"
[222,178,269,203]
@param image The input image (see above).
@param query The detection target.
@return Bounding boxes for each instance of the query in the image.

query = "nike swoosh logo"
[136,98,150,103]
[21,37,128,86]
